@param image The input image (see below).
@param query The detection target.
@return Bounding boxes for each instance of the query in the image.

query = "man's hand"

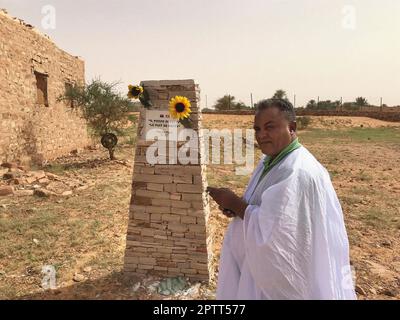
[219,205,236,218]
[207,187,237,209]
[207,187,248,219]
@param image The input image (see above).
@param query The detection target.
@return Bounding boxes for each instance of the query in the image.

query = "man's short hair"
[256,98,296,122]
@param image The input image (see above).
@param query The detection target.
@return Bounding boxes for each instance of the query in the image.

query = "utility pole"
[250,93,254,108]
[340,97,343,111]
[293,94,296,108]
[380,97,383,112]
[228,94,231,110]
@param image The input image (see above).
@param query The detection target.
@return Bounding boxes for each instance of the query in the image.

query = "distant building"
[0,9,90,165]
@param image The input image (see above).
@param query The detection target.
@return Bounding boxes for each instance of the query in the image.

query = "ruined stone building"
[0,9,90,165]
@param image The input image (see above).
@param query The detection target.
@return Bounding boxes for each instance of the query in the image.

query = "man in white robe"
[207,99,356,300]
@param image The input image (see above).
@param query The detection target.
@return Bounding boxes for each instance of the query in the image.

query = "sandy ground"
[0,115,399,300]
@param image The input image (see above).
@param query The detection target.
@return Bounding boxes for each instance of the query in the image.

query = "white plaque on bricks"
[144,110,184,141]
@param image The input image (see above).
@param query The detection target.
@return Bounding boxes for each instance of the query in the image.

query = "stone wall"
[202,109,400,122]
[295,110,400,122]
[360,106,400,113]
[124,80,211,282]
[0,9,91,165]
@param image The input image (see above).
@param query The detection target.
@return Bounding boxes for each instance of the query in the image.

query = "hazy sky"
[1,0,399,107]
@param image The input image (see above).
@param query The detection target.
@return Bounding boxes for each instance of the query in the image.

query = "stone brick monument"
[124,79,210,282]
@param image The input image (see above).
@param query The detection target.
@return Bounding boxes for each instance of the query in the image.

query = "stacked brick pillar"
[124,80,210,282]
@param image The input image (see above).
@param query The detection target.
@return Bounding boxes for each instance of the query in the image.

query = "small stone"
[11,177,26,185]
[160,289,171,295]
[355,285,367,296]
[381,240,391,248]
[1,162,18,169]
[46,173,61,180]
[34,188,56,198]
[62,190,73,197]
[14,189,34,197]
[87,145,98,150]
[76,185,88,191]
[183,283,201,298]
[148,281,160,293]
[131,282,141,292]
[32,170,46,180]
[73,273,86,282]
[0,186,14,196]
[33,238,40,245]
[26,176,37,184]
[369,288,377,295]
[83,267,92,273]
[38,178,50,184]
[3,172,20,180]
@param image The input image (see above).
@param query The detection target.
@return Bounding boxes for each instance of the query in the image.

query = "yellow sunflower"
[169,96,191,120]
[127,85,143,99]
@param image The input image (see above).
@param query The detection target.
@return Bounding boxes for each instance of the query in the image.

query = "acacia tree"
[355,97,368,107]
[59,79,135,160]
[272,89,288,100]
[214,95,236,110]
[306,99,317,109]
[213,95,249,110]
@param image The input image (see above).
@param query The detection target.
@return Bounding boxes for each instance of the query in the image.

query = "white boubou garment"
[216,146,356,300]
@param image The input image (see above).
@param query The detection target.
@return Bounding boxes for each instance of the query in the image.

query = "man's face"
[254,107,294,157]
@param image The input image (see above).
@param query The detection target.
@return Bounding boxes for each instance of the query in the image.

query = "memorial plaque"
[144,110,185,141]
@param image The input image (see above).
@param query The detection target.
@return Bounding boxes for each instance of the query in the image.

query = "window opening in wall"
[34,71,49,107]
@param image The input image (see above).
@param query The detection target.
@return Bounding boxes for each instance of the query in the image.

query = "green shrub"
[297,116,311,130]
